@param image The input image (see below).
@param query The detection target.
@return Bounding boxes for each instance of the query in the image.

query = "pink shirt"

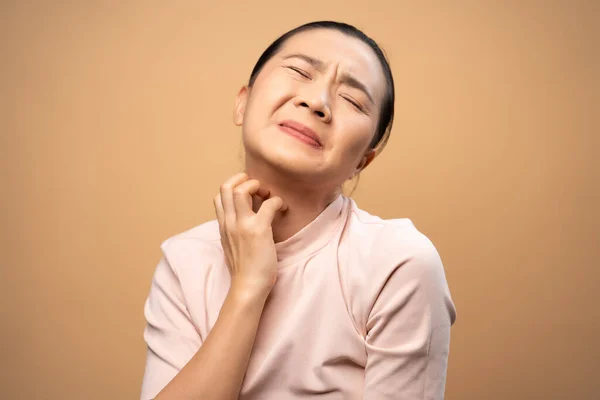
[141,195,457,399]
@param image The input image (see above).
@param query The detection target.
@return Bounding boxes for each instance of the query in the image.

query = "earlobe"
[352,149,376,178]
[233,86,249,126]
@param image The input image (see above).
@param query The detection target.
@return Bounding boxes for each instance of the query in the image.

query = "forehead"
[276,29,387,101]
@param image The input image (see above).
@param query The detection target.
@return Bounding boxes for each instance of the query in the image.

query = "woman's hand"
[213,172,287,297]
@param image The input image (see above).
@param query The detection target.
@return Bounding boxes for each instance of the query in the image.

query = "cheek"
[241,92,271,136]
[242,81,293,145]
[249,75,295,118]
[335,117,376,156]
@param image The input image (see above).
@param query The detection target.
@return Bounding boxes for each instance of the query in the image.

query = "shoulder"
[345,198,440,268]
[158,219,223,275]
[342,199,452,315]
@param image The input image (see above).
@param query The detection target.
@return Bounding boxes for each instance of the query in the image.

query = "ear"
[351,149,376,179]
[233,86,249,126]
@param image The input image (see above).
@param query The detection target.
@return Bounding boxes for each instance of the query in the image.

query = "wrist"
[229,277,273,304]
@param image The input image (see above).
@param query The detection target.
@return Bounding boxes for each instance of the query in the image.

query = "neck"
[244,158,341,243]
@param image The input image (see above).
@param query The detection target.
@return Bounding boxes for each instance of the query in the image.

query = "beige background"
[1,1,598,399]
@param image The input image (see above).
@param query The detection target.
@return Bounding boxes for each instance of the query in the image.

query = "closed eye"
[286,66,311,79]
[341,95,365,112]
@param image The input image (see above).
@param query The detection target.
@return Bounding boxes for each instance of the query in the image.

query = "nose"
[293,88,332,123]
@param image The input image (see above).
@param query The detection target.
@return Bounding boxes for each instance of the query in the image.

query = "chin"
[268,151,318,174]
[246,147,321,178]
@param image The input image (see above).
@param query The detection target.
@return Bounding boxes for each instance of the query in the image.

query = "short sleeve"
[363,234,457,400]
[140,251,203,400]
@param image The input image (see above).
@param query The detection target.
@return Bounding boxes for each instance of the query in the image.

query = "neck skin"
[244,153,342,244]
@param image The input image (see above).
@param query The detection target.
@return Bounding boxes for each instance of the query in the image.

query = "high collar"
[274,194,347,267]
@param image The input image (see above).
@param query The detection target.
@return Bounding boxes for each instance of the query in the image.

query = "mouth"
[278,120,322,148]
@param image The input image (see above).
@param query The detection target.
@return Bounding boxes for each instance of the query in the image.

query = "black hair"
[248,21,395,155]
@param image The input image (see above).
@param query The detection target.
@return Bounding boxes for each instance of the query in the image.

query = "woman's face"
[234,28,386,189]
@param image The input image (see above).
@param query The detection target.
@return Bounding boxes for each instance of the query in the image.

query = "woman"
[141,21,457,400]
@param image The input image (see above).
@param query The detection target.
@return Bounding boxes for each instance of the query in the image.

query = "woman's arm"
[140,253,203,399]
[149,172,285,400]
[153,280,269,400]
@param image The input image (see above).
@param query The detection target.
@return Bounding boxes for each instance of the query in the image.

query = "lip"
[278,120,322,148]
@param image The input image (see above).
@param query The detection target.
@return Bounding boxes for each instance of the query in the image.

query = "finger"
[220,173,249,227]
[256,185,270,199]
[256,196,287,225]
[251,185,271,214]
[213,193,234,269]
[233,179,261,219]
[213,193,227,238]
[213,193,224,223]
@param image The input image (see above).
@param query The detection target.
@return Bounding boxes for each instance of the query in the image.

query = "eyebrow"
[282,53,375,105]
